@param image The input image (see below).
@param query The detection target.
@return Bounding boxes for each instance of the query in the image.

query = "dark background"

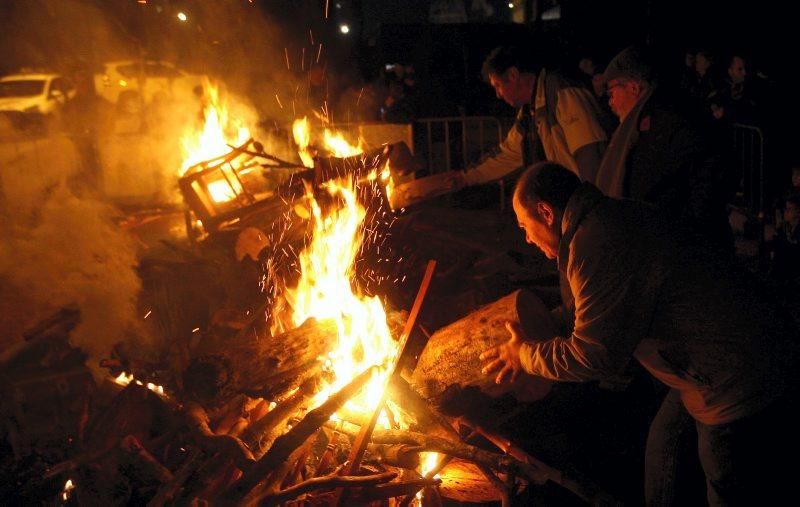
[1,0,794,170]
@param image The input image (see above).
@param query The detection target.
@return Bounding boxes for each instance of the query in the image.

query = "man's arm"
[519,224,657,382]
[555,86,608,182]
[461,122,526,186]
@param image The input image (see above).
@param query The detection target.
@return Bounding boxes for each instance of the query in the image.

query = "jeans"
[645,388,695,506]
[646,388,799,506]
[696,394,798,506]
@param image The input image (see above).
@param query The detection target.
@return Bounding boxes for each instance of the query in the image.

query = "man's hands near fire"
[480,321,525,384]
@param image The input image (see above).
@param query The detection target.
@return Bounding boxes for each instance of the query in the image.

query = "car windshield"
[0,80,45,97]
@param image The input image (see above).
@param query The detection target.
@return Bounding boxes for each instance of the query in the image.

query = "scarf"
[595,86,655,198]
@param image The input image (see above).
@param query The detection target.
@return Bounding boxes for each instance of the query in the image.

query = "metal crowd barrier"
[412,116,507,174]
[731,123,765,216]
[325,116,509,175]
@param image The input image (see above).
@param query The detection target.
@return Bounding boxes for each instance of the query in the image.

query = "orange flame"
[292,117,315,168]
[323,128,363,157]
[180,83,250,176]
[279,178,395,414]
[292,119,365,167]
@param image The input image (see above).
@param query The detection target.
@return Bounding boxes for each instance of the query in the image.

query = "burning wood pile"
[1,91,611,506]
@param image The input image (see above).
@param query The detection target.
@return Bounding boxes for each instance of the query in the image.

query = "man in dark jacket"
[481,162,798,506]
[595,45,734,251]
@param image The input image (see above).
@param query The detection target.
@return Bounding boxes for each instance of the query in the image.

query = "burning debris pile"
[1,87,610,506]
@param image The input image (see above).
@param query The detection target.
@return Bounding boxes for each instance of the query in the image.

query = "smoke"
[0,0,364,376]
[0,136,146,380]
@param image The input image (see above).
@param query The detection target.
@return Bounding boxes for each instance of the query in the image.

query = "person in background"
[769,191,800,287]
[685,50,720,106]
[709,54,760,125]
[595,45,734,252]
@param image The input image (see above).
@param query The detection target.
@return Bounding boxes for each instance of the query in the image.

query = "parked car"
[94,60,206,113]
[0,72,76,133]
[0,72,76,116]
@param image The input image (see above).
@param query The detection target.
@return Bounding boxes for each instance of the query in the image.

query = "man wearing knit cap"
[595,45,733,251]
[596,45,737,505]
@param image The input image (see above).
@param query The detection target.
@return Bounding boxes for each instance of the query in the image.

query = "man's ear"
[630,79,643,97]
[536,201,555,226]
[506,67,521,82]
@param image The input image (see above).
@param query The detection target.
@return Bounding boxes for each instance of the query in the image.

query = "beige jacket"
[463,70,607,186]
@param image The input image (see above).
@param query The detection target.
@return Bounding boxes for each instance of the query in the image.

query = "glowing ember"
[421,452,441,479]
[113,372,167,398]
[380,161,394,202]
[180,83,251,175]
[61,479,75,502]
[206,177,241,202]
[292,117,315,168]
[415,452,442,502]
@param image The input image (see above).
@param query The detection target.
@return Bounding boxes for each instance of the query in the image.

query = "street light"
[339,23,350,34]
[177,12,187,22]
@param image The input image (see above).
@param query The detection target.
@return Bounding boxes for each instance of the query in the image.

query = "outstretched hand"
[480,321,525,385]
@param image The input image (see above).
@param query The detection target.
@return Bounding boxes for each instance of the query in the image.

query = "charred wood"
[259,470,398,507]
[184,318,337,405]
[223,365,378,502]
[369,430,549,485]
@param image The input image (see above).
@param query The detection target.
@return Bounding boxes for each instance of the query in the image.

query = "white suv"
[94,60,206,112]
[0,72,76,116]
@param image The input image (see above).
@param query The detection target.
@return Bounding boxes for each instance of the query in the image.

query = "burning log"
[348,477,442,504]
[119,435,174,485]
[222,365,378,502]
[182,401,254,469]
[367,443,423,470]
[388,171,464,210]
[147,448,203,507]
[388,376,510,505]
[409,289,554,412]
[259,471,399,506]
[184,317,338,404]
[369,430,549,485]
[243,376,322,459]
[456,419,607,505]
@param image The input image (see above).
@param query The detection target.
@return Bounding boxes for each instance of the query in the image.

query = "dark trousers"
[696,394,798,506]
[645,389,694,506]
[647,388,798,506]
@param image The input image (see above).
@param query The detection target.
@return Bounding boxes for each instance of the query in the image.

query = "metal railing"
[324,116,509,175]
[731,123,765,216]
[412,116,507,174]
